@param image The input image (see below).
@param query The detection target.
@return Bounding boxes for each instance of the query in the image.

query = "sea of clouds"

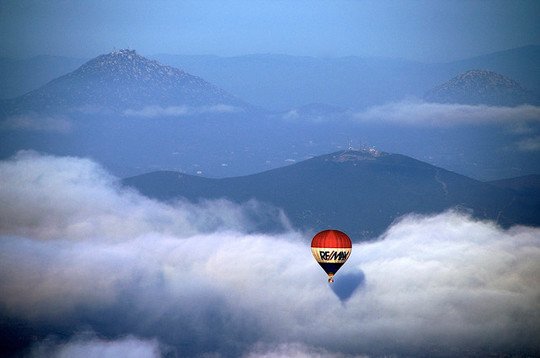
[123,104,242,118]
[354,101,540,127]
[1,151,539,357]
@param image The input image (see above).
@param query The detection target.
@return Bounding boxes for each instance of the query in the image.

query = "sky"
[1,0,539,62]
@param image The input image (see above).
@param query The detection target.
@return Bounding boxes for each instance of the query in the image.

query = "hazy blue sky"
[1,0,539,62]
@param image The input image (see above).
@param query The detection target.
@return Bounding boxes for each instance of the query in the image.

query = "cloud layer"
[1,114,73,133]
[29,333,161,358]
[353,101,540,152]
[1,152,539,357]
[123,104,242,118]
[0,151,290,241]
[354,101,540,127]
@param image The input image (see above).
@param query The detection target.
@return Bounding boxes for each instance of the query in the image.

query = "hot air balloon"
[311,230,352,283]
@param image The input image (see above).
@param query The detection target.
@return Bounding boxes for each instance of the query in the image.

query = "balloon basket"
[328,274,334,283]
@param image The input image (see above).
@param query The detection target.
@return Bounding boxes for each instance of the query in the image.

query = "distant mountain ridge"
[1,47,539,182]
[0,49,247,116]
[489,174,540,198]
[424,69,539,106]
[154,45,540,109]
[2,45,539,109]
[123,149,540,240]
[0,55,84,100]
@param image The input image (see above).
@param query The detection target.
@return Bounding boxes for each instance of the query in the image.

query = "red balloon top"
[311,230,352,248]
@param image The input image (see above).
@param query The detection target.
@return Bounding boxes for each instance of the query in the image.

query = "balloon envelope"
[311,230,352,282]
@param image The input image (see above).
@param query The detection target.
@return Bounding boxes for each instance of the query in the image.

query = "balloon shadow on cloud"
[330,270,366,302]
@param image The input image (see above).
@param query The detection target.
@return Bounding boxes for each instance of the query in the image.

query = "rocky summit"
[0,49,246,116]
[424,69,538,106]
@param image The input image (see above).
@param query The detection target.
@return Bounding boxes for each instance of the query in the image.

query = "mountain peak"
[2,50,247,115]
[91,49,148,67]
[72,49,188,84]
[123,149,538,240]
[455,69,519,85]
[424,69,538,106]
[327,148,385,163]
[110,48,137,56]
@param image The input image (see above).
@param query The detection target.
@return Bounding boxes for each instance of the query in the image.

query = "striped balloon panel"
[311,230,351,249]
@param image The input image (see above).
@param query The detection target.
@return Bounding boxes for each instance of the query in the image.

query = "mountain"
[0,49,247,116]
[154,53,429,110]
[423,69,539,106]
[123,149,539,240]
[1,46,539,110]
[1,48,538,181]
[154,46,540,110]
[489,174,540,198]
[0,55,85,100]
[442,45,540,96]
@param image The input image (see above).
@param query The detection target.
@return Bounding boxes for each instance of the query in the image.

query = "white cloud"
[123,105,189,118]
[1,114,72,133]
[517,135,540,152]
[243,342,365,358]
[123,104,242,118]
[0,151,290,241]
[354,101,540,127]
[283,109,300,120]
[29,333,161,358]
[0,153,539,357]
[201,104,243,114]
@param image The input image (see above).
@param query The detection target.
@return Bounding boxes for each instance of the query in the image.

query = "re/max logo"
[319,250,349,261]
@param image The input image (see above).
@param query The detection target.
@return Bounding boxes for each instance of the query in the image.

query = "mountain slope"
[155,46,540,110]
[0,49,247,116]
[424,69,538,106]
[0,55,85,100]
[443,45,540,95]
[123,150,539,240]
[2,45,538,110]
[489,174,540,198]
